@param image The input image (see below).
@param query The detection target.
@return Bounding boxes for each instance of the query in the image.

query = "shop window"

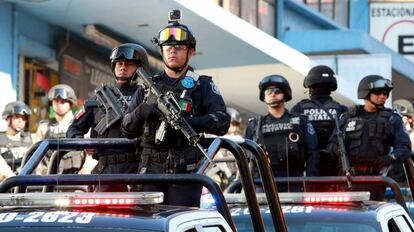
[241,0,258,26]
[24,59,59,133]
[296,0,349,27]
[258,0,275,35]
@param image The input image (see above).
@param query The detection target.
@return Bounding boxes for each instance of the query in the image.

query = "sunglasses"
[162,44,188,52]
[158,27,190,43]
[265,88,283,95]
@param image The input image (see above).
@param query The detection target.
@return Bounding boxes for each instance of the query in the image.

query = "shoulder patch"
[74,106,86,120]
[307,123,316,135]
[210,82,222,95]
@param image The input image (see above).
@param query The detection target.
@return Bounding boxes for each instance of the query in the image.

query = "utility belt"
[98,153,138,166]
[139,147,201,174]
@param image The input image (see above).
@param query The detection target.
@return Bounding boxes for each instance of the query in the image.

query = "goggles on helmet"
[369,79,393,90]
[158,27,190,44]
[12,105,31,116]
[110,46,142,61]
[52,88,71,100]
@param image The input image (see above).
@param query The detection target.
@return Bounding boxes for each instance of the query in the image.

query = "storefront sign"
[370,2,414,62]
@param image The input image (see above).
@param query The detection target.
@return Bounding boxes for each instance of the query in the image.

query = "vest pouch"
[59,151,86,173]
[168,147,201,173]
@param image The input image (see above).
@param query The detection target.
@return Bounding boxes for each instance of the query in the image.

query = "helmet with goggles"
[110,43,150,74]
[259,75,292,102]
[357,75,393,99]
[227,107,242,124]
[153,16,196,50]
[393,99,414,117]
[2,101,31,120]
[48,84,77,105]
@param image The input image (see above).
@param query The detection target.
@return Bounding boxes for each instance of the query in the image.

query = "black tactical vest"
[141,73,199,148]
[298,99,342,148]
[257,113,305,172]
[344,106,392,163]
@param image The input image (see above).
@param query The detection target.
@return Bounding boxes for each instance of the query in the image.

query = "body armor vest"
[299,99,342,148]
[0,131,32,167]
[344,106,392,164]
[44,119,68,139]
[257,114,305,173]
[141,73,199,148]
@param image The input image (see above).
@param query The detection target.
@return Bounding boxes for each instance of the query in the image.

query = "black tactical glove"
[374,155,396,168]
[136,102,158,119]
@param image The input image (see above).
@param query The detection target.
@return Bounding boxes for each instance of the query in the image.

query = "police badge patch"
[181,76,196,89]
[210,82,221,95]
[345,120,356,132]
[290,117,300,124]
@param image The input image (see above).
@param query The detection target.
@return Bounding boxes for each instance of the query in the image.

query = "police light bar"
[0,192,163,207]
[202,192,370,206]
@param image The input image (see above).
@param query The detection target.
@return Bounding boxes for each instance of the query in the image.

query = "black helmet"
[154,24,196,50]
[259,75,292,102]
[357,75,393,99]
[393,99,414,117]
[110,43,150,73]
[226,107,242,124]
[304,65,337,91]
[2,101,31,120]
[48,84,77,104]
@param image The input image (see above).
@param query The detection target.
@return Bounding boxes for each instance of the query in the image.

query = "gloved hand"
[374,155,395,168]
[136,102,158,119]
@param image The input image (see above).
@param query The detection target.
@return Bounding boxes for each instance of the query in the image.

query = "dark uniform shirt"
[122,70,230,143]
[291,95,348,176]
[121,69,230,207]
[245,110,319,177]
[67,84,137,139]
[66,83,138,180]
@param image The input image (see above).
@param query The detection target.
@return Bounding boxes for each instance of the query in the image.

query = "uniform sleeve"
[185,77,230,136]
[121,87,145,139]
[302,117,319,176]
[244,118,256,140]
[390,114,411,162]
[290,103,301,114]
[66,105,95,138]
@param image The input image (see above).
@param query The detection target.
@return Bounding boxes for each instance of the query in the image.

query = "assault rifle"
[93,85,128,135]
[136,67,213,164]
[334,114,352,188]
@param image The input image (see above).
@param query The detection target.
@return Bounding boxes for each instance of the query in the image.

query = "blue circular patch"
[181,77,195,89]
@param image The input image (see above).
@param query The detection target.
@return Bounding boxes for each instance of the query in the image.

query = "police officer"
[122,15,230,206]
[245,75,319,186]
[35,84,84,174]
[331,75,410,199]
[393,99,414,133]
[67,43,150,191]
[291,65,348,176]
[0,101,32,177]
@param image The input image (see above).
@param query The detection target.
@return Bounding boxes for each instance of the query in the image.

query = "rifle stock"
[136,67,212,163]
